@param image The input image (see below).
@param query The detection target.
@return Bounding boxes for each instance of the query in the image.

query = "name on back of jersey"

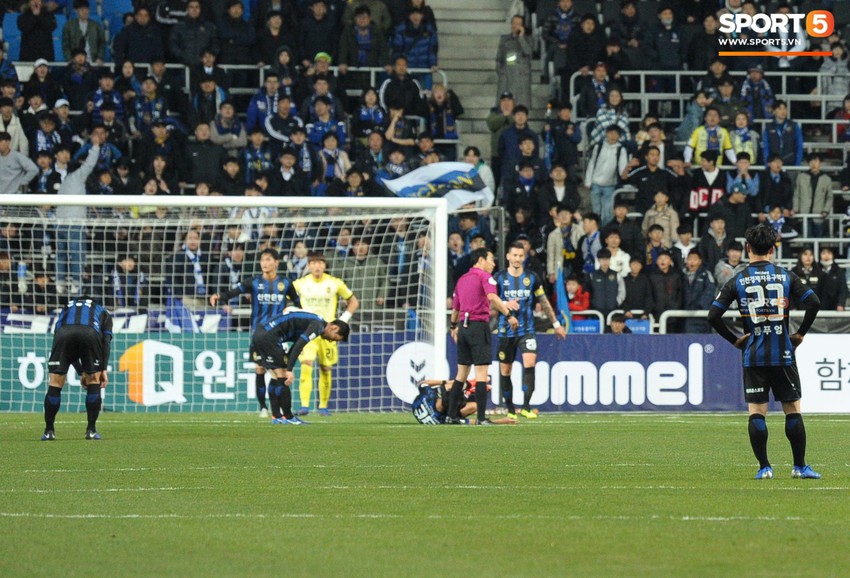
[737,270,787,285]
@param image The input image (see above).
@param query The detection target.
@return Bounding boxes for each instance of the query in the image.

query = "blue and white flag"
[164,297,200,333]
[381,162,494,210]
[555,266,573,334]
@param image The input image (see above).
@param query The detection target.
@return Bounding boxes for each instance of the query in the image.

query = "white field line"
[0,512,806,523]
[3,484,844,494]
[0,486,214,494]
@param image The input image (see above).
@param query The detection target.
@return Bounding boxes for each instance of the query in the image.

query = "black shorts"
[743,365,802,404]
[457,321,492,366]
[48,326,104,375]
[251,327,288,370]
[497,334,538,365]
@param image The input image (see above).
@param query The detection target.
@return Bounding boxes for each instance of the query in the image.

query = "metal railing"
[569,69,850,122]
[15,61,448,98]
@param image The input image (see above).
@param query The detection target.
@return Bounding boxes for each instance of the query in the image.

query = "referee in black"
[43,296,113,441]
[446,247,519,425]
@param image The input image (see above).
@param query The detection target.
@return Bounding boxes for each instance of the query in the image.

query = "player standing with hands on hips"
[708,224,822,480]
[447,247,519,425]
[496,242,566,419]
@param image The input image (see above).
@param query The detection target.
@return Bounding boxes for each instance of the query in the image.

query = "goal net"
[0,194,447,413]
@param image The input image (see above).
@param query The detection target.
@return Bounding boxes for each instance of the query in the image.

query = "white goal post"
[0,194,448,413]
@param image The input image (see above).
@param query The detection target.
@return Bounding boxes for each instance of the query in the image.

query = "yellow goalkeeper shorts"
[299,338,338,367]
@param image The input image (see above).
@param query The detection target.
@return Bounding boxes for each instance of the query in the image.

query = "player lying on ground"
[412,379,517,425]
[250,309,350,424]
[707,223,822,480]
[43,296,113,441]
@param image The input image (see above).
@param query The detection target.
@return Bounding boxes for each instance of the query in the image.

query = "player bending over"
[412,380,517,425]
[293,253,359,416]
[42,296,113,441]
[496,242,566,419]
[251,309,350,424]
[707,224,822,480]
[210,248,299,418]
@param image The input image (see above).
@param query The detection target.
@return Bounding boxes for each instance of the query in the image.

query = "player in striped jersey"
[210,248,300,418]
[251,310,350,424]
[412,379,517,425]
[708,224,822,480]
[495,243,566,419]
[43,296,113,441]
[293,253,359,416]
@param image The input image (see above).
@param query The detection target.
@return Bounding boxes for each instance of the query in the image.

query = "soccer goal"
[0,194,448,413]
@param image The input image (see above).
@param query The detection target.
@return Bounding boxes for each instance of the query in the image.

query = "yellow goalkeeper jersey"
[293,273,354,321]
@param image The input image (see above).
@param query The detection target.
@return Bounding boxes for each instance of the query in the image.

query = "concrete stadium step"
[448,70,499,84]
[439,33,501,50]
[437,8,507,22]
[428,0,511,9]
[439,21,507,35]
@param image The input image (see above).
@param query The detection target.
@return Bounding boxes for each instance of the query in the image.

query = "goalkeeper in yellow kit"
[293,253,359,416]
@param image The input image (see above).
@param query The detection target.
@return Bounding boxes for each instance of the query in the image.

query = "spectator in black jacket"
[268,147,310,196]
[649,250,682,331]
[537,164,580,221]
[18,0,57,62]
[299,0,337,69]
[112,7,165,66]
[168,0,217,67]
[564,14,606,96]
[167,228,210,309]
[621,256,654,318]
[698,215,729,272]
[819,247,847,311]
[757,153,794,220]
[187,122,226,186]
[218,0,255,67]
[602,201,644,258]
[681,249,715,333]
[608,0,645,73]
[256,10,297,67]
[378,55,425,116]
[706,184,753,241]
[686,13,722,74]
[136,120,188,183]
[338,5,390,93]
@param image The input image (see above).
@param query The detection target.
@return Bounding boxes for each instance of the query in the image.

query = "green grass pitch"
[1,412,848,577]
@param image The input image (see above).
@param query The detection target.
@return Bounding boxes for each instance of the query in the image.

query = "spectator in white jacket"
[0,98,29,155]
[0,131,38,193]
[583,124,629,226]
[596,229,630,278]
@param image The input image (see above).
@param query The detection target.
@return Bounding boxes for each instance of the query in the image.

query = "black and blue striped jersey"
[54,297,113,337]
[495,269,545,337]
[260,310,326,342]
[711,261,815,367]
[219,275,300,330]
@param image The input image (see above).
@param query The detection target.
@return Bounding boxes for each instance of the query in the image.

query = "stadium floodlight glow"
[0,194,448,413]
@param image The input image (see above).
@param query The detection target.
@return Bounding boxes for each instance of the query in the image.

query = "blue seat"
[571,320,601,334]
[5,38,21,62]
[625,319,652,335]
[102,0,134,17]
[2,13,20,43]
[106,13,126,40]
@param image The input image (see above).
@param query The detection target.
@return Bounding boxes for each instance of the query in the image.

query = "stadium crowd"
[0,0,848,332]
